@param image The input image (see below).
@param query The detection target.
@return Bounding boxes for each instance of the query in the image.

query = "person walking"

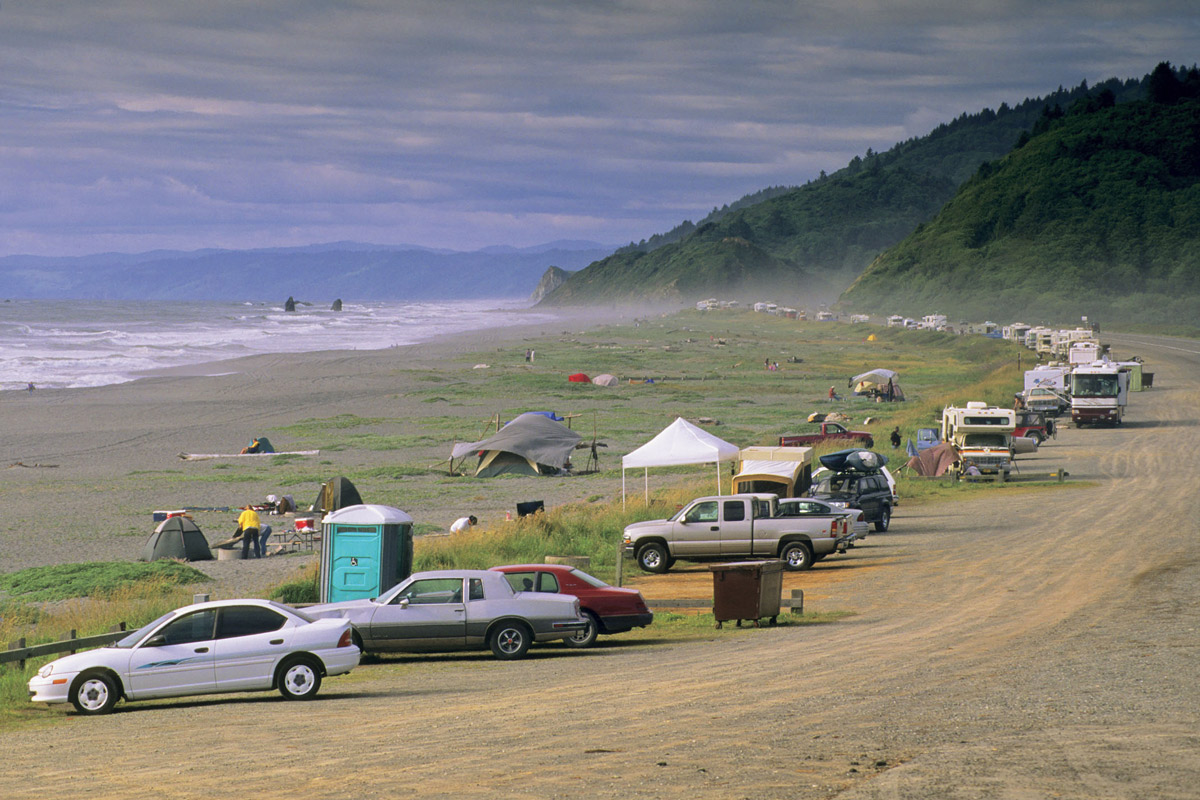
[236,505,262,559]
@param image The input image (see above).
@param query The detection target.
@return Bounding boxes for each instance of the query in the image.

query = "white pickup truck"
[622,493,853,573]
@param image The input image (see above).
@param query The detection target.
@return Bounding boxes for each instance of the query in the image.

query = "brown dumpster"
[708,560,784,628]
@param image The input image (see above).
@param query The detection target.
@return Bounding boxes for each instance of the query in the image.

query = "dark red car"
[491,564,653,648]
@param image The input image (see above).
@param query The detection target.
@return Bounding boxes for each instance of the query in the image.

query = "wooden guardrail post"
[790,589,804,615]
[62,630,78,656]
[9,638,27,671]
[614,542,624,588]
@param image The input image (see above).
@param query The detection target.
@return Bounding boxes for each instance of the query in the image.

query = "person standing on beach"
[236,505,262,559]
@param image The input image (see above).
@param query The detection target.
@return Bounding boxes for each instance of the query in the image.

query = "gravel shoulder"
[2,334,1198,799]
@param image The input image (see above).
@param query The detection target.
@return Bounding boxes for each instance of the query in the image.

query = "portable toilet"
[319,504,414,603]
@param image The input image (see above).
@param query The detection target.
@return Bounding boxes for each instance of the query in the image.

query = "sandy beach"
[1,311,571,590]
[0,306,685,597]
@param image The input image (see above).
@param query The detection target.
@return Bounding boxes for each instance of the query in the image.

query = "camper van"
[1069,362,1128,426]
[941,402,1016,474]
[886,315,905,328]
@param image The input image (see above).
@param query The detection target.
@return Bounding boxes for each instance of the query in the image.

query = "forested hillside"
[542,74,1147,307]
[842,81,1200,324]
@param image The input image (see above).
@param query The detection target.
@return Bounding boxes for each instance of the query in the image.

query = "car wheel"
[779,541,813,571]
[489,621,532,660]
[277,656,322,700]
[875,507,891,532]
[637,542,671,573]
[70,671,119,715]
[565,611,599,648]
[1030,432,1044,446]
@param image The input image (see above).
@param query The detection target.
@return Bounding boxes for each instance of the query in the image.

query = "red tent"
[567,373,591,383]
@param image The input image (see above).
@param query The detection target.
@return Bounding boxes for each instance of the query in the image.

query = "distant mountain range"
[0,240,613,302]
[541,65,1200,326]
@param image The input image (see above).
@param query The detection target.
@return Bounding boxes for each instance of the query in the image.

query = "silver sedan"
[306,569,587,660]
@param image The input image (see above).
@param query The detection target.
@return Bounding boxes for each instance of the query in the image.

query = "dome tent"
[311,476,364,515]
[141,515,213,562]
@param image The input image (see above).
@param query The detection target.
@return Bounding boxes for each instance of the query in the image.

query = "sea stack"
[331,299,343,311]
[285,296,296,312]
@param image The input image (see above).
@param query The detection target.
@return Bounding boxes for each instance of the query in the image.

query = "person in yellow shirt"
[236,506,262,559]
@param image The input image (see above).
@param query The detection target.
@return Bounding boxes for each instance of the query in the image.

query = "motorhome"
[1024,365,1071,393]
[1069,362,1128,426]
[816,310,835,322]
[941,402,1016,474]
[886,315,905,328]
[1067,341,1102,366]
[1053,328,1097,359]
[922,314,948,329]
[1004,323,1032,343]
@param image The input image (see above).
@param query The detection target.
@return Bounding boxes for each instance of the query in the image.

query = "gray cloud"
[0,1,1196,255]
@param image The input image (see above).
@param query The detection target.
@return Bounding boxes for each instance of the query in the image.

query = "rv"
[886,315,905,328]
[816,310,835,322]
[1069,362,1128,426]
[1004,323,1032,343]
[1052,328,1096,359]
[941,402,1016,474]
[1067,341,1102,366]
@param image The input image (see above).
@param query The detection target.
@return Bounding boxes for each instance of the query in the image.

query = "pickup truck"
[779,422,874,448]
[622,493,852,574]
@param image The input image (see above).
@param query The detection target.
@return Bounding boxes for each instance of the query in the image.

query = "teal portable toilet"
[319,504,414,603]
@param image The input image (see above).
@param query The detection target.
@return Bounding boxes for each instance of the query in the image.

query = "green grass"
[0,561,210,603]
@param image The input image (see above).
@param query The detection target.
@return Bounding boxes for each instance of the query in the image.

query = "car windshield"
[1072,374,1119,396]
[112,611,176,648]
[569,569,609,588]
[963,433,1009,448]
[813,476,855,498]
[282,604,316,623]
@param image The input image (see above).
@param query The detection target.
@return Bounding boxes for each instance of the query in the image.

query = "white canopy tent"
[621,417,741,506]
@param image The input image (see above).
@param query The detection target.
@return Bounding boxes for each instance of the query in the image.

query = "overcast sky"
[1,1,1197,257]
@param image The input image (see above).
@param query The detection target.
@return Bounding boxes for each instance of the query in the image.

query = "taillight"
[337,628,353,648]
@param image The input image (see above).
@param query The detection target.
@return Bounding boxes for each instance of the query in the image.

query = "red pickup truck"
[780,422,874,448]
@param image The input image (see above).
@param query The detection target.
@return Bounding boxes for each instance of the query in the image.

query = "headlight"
[37,663,54,678]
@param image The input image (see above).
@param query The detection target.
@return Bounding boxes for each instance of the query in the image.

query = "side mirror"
[143,635,167,648]
[398,598,410,609]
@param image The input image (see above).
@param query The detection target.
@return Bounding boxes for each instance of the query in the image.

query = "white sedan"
[28,598,359,715]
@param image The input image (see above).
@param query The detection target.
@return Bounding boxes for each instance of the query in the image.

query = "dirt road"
[4,335,1198,799]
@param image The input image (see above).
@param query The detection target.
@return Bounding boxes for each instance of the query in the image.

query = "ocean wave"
[2,298,549,390]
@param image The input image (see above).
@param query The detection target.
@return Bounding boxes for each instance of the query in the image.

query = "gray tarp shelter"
[621,417,740,506]
[451,412,583,477]
[141,515,213,562]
